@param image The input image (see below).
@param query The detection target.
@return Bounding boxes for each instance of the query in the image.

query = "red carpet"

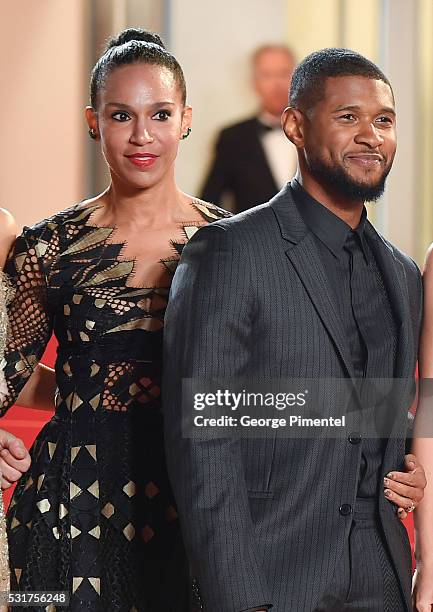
[2,338,56,508]
[0,337,416,567]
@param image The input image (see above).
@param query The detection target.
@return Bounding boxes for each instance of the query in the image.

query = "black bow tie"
[257,121,280,133]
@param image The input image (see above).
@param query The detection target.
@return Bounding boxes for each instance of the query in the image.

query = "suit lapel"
[286,234,357,379]
[270,185,356,379]
[271,186,415,380]
[364,223,414,378]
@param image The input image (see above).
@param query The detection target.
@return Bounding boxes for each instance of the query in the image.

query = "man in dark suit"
[164,49,425,611]
[200,44,298,213]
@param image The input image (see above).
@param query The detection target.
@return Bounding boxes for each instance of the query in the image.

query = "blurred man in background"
[201,44,298,213]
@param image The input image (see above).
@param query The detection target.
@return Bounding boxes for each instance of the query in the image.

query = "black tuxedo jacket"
[200,117,278,213]
[163,184,422,611]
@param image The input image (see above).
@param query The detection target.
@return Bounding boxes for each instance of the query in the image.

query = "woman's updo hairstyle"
[90,28,187,108]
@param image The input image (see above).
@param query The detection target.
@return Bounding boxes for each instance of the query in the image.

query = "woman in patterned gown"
[0,30,229,611]
[0,208,53,603]
[0,208,19,601]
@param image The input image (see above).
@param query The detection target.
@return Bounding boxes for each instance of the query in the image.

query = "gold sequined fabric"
[0,489,9,596]
[0,273,13,403]
[0,273,11,599]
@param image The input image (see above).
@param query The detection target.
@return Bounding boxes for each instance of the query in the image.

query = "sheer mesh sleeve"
[0,227,53,414]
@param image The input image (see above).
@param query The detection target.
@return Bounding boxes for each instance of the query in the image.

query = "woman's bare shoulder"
[0,208,17,240]
[0,209,17,267]
[424,243,433,276]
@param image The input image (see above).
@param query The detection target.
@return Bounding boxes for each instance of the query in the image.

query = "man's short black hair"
[289,48,393,111]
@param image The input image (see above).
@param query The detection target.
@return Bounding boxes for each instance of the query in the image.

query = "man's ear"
[282,106,305,148]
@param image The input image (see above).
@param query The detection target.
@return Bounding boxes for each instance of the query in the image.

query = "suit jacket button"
[348,433,362,445]
[339,504,353,516]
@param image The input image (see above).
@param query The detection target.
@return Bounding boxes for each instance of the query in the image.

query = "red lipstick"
[125,153,158,168]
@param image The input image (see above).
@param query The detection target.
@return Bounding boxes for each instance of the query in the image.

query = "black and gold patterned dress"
[1,200,230,611]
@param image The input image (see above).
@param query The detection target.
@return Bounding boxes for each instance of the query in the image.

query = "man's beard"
[307,155,391,202]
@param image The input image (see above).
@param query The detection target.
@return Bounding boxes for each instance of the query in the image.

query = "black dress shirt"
[291,179,397,497]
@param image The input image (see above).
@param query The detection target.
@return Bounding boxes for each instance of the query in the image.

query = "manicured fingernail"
[387,472,394,479]
[384,477,390,486]
[384,489,392,498]
[409,461,416,468]
[398,508,404,516]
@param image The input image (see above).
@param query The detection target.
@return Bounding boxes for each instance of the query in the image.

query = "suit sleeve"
[200,130,234,205]
[163,224,272,611]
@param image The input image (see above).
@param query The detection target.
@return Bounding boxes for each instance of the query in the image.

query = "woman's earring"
[88,128,97,140]
[181,128,192,140]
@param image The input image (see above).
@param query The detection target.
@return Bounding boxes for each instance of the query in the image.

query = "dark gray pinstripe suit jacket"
[163,184,422,612]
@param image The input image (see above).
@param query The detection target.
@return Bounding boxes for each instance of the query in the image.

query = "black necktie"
[344,232,391,414]
[343,231,367,377]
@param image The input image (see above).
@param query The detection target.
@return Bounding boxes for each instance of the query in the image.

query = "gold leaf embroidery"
[80,261,135,288]
[63,227,113,256]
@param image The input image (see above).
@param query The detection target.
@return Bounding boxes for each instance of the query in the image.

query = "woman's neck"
[97,175,193,230]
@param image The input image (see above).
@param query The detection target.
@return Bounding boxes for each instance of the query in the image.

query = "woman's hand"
[0,429,30,489]
[383,454,426,520]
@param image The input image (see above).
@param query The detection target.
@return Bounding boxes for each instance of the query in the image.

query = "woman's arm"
[0,210,55,413]
[0,210,56,410]
[412,244,433,611]
[16,363,56,411]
